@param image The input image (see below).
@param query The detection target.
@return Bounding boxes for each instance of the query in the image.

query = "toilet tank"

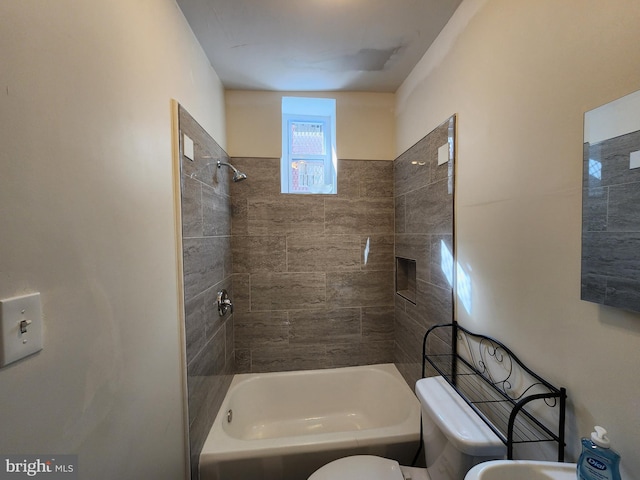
[415,377,506,480]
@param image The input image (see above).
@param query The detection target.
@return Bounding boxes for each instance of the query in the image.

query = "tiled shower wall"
[175,108,456,478]
[178,106,235,480]
[393,116,456,387]
[229,157,396,373]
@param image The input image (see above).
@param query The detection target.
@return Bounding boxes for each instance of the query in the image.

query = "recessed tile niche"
[396,257,416,304]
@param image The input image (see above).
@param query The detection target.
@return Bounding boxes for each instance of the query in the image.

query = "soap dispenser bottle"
[577,426,621,480]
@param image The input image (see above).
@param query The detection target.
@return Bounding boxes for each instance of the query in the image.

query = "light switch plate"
[183,134,194,161]
[0,293,43,367]
[438,143,450,166]
[630,150,640,169]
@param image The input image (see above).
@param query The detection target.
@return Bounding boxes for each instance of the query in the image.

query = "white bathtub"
[199,363,421,480]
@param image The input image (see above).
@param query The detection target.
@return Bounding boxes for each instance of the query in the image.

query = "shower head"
[232,170,248,182]
[217,160,248,182]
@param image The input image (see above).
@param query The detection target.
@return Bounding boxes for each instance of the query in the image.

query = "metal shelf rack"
[422,323,567,461]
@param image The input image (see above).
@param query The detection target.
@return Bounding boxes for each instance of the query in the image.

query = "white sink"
[465,460,577,480]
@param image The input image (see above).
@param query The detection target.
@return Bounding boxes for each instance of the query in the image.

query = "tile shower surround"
[178,106,235,480]
[229,157,396,373]
[393,117,455,387]
[176,108,454,479]
[582,130,640,312]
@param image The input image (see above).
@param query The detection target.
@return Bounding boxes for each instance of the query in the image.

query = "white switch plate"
[630,150,640,169]
[0,293,43,367]
[183,134,194,161]
[438,143,450,166]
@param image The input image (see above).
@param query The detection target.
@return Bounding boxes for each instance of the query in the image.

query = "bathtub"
[199,363,421,480]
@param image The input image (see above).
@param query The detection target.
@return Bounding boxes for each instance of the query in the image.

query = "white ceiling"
[176,0,463,92]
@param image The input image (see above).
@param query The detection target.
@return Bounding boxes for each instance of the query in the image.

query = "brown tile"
[182,237,227,301]
[394,136,431,197]
[250,345,328,373]
[230,158,281,198]
[325,197,394,235]
[395,293,407,313]
[327,270,394,307]
[181,175,202,238]
[233,311,289,348]
[425,324,452,357]
[187,324,226,377]
[394,347,423,390]
[428,119,453,185]
[204,278,233,342]
[251,272,326,310]
[289,308,361,345]
[362,306,394,341]
[430,234,454,290]
[361,235,394,271]
[231,195,248,235]
[224,316,234,368]
[395,195,406,234]
[394,307,427,365]
[394,117,452,197]
[327,341,394,367]
[335,160,361,198]
[247,196,325,235]
[184,293,206,366]
[187,370,232,479]
[234,348,251,373]
[202,184,231,236]
[395,234,431,282]
[357,160,394,198]
[287,235,361,272]
[179,105,235,480]
[405,179,453,235]
[232,274,251,313]
[232,235,286,273]
[405,279,453,328]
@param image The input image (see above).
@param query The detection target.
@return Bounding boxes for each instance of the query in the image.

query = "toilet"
[308,376,506,480]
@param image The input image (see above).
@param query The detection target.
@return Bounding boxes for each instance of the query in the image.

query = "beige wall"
[226,90,396,160]
[397,0,640,476]
[0,1,226,479]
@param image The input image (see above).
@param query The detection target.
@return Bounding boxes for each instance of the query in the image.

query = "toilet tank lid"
[416,376,506,457]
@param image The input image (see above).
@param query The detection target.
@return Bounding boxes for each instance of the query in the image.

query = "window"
[281,97,337,194]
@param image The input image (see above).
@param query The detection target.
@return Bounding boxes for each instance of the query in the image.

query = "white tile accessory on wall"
[438,142,450,165]
[183,134,194,161]
[0,292,43,367]
[630,150,640,169]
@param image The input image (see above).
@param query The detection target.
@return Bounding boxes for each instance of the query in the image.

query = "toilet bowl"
[308,455,430,480]
[308,376,506,480]
[307,456,404,480]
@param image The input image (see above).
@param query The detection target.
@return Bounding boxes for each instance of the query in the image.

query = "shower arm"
[217,160,238,173]
[217,160,248,182]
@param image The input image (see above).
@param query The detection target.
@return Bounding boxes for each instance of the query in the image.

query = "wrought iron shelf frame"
[422,323,567,461]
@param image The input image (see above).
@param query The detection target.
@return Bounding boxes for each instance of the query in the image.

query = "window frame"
[281,97,337,194]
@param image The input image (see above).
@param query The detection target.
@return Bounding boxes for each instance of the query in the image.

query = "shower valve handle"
[217,289,233,316]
